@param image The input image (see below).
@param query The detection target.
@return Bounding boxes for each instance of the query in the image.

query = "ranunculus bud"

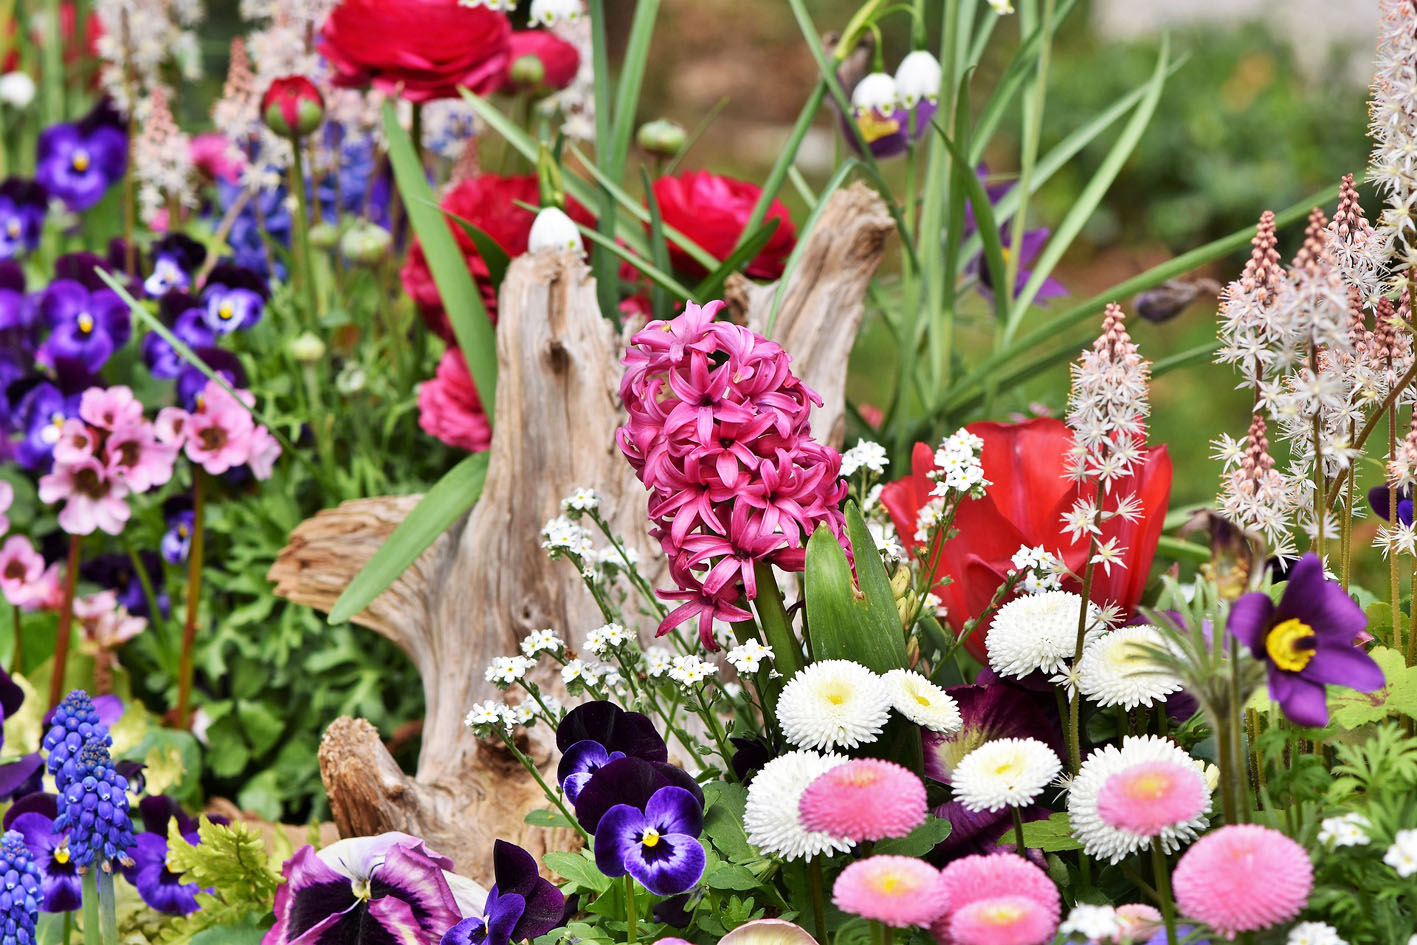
[636,119,686,157]
[0,72,37,109]
[309,221,339,251]
[261,76,325,138]
[339,221,393,266]
[510,55,546,87]
[527,207,584,256]
[290,331,327,364]
[894,51,941,107]
[851,72,898,116]
[529,0,582,26]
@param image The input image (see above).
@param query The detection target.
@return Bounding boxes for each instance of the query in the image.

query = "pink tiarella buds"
[618,300,848,648]
[1065,303,1151,488]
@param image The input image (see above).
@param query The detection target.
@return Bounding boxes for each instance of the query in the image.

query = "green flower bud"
[339,221,393,267]
[636,119,686,157]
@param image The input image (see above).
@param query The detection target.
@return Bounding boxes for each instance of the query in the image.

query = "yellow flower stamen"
[855,110,901,144]
[77,313,94,334]
[71,150,91,173]
[641,828,660,848]
[1265,618,1316,673]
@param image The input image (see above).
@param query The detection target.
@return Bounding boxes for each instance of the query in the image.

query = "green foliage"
[1014,811,1083,853]
[1329,646,1417,730]
[159,818,285,943]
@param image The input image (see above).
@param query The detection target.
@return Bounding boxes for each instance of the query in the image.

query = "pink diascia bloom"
[832,855,948,928]
[617,300,848,648]
[799,759,927,842]
[105,421,178,492]
[1172,824,1312,939]
[73,590,147,652]
[175,380,281,478]
[38,455,131,536]
[934,854,1060,945]
[80,386,145,430]
[0,535,48,609]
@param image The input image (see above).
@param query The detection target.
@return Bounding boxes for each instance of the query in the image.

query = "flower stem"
[175,472,206,728]
[96,868,117,945]
[10,606,20,675]
[288,137,319,321]
[500,732,590,844]
[692,687,738,779]
[81,872,99,945]
[1067,527,1101,774]
[1011,806,1027,855]
[807,856,828,942]
[49,534,82,710]
[752,561,803,681]
[1150,840,1178,945]
[623,875,637,945]
[1392,412,1403,652]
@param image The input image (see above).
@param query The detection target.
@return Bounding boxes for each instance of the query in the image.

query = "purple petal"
[441,917,485,945]
[573,758,704,833]
[1226,592,1274,654]
[592,804,641,879]
[556,702,667,762]
[374,845,461,934]
[0,754,44,800]
[1306,643,1386,693]
[644,786,703,838]
[1273,673,1329,728]
[621,833,705,897]
[484,889,526,945]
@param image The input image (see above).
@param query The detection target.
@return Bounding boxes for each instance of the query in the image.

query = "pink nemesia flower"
[0,535,46,609]
[79,385,144,430]
[155,407,191,445]
[246,426,281,480]
[0,479,11,535]
[184,382,255,474]
[52,418,98,465]
[617,300,848,649]
[38,457,131,535]
[74,590,147,652]
[105,422,178,493]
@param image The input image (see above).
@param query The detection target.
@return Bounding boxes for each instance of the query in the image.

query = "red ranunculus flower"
[400,174,594,342]
[260,76,325,138]
[880,418,1172,663]
[318,0,512,103]
[418,348,491,453]
[501,30,581,92]
[650,171,796,281]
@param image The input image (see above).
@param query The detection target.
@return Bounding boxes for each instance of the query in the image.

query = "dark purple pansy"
[554,701,667,763]
[161,498,196,564]
[922,682,1063,857]
[121,795,213,915]
[0,178,47,260]
[142,233,207,298]
[967,226,1067,305]
[142,291,217,380]
[199,263,268,335]
[1369,483,1414,527]
[35,102,127,212]
[594,786,705,897]
[557,740,624,805]
[9,796,81,912]
[440,840,563,945]
[175,347,247,411]
[1228,552,1384,728]
[572,756,704,834]
[35,279,131,373]
[265,833,466,945]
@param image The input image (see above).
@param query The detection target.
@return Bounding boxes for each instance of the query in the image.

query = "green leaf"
[1330,645,1417,730]
[543,851,611,893]
[186,917,270,945]
[804,502,908,673]
[572,220,696,302]
[705,863,760,891]
[693,218,780,300]
[525,807,576,830]
[328,452,489,623]
[873,817,953,856]
[1011,811,1083,852]
[703,782,755,863]
[641,166,672,318]
[765,159,859,337]
[236,699,285,756]
[732,82,826,256]
[607,0,662,181]
[384,102,496,414]
[933,118,1007,325]
[440,206,512,289]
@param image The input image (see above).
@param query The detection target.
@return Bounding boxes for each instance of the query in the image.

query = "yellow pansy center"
[5,220,19,238]
[641,828,660,848]
[351,878,372,901]
[77,312,94,334]
[71,149,90,173]
[856,110,901,144]
[1265,618,1316,672]
[218,301,235,321]
[54,843,70,865]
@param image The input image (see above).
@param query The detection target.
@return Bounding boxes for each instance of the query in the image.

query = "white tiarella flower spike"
[529,207,586,256]
[894,51,942,107]
[851,72,899,116]
[529,0,582,25]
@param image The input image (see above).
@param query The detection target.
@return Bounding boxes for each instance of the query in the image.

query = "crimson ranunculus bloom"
[400,174,594,342]
[501,30,581,92]
[418,348,491,453]
[318,0,511,103]
[881,418,1172,663]
[651,171,796,281]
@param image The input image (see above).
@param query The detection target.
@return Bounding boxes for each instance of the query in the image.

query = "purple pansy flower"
[176,347,247,411]
[14,382,81,471]
[1369,483,1414,527]
[35,279,131,373]
[594,786,705,897]
[142,233,207,298]
[35,103,127,212]
[199,263,269,335]
[555,701,667,763]
[558,741,625,805]
[1228,552,1384,728]
[571,756,704,834]
[161,499,196,564]
[440,841,563,945]
[142,292,216,380]
[264,832,484,945]
[121,795,217,915]
[7,795,81,913]
[0,179,47,260]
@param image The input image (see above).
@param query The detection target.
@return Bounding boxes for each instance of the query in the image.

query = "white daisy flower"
[1385,829,1417,877]
[644,646,673,677]
[743,750,853,861]
[520,628,563,658]
[484,655,534,687]
[951,737,1062,812]
[776,660,891,751]
[1076,625,1183,710]
[1058,903,1121,939]
[1067,736,1210,864]
[585,622,630,656]
[507,700,537,727]
[882,669,962,734]
[727,639,773,674]
[1317,812,1371,848]
[988,591,1101,679]
[1287,922,1347,945]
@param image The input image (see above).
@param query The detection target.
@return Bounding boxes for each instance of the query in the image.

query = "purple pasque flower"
[161,498,195,564]
[264,832,482,945]
[35,103,127,212]
[141,292,216,380]
[1228,552,1384,728]
[967,225,1068,305]
[0,179,47,260]
[199,263,269,335]
[175,347,247,411]
[594,786,705,897]
[8,794,82,912]
[571,756,705,835]
[35,279,132,373]
[1369,483,1414,527]
[440,840,563,945]
[142,233,207,298]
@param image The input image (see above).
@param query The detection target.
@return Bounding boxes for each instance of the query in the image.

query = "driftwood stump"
[267,183,892,879]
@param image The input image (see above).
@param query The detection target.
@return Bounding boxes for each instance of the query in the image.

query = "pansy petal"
[593,804,642,879]
[441,917,485,945]
[1226,592,1274,653]
[1274,674,1330,728]
[644,786,703,838]
[365,895,432,945]
[373,845,462,935]
[485,889,526,945]
[574,758,704,833]
[555,702,667,762]
[0,754,44,800]
[622,833,706,897]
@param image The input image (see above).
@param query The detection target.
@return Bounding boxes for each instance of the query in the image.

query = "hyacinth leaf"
[438,205,512,290]
[587,0,619,319]
[803,503,907,674]
[607,0,662,183]
[968,0,1081,163]
[642,167,672,319]
[872,816,952,856]
[328,452,489,624]
[733,81,827,257]
[765,160,858,337]
[383,102,496,417]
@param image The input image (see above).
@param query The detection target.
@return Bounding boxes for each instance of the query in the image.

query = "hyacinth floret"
[0,831,41,945]
[42,690,112,793]
[617,300,848,648]
[54,737,135,870]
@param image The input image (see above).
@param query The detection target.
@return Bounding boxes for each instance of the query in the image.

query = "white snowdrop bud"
[0,73,36,108]
[851,72,898,116]
[528,207,585,256]
[894,51,941,107]
[529,0,583,26]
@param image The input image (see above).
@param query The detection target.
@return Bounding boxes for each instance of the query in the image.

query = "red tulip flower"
[880,418,1172,662]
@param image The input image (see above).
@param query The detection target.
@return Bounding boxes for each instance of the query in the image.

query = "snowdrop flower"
[727,639,773,674]
[743,750,853,861]
[882,669,961,733]
[528,207,585,256]
[851,72,898,116]
[529,0,582,26]
[521,628,563,658]
[0,72,36,108]
[1384,829,1417,877]
[1317,812,1371,847]
[840,439,889,477]
[951,738,1062,812]
[484,656,534,688]
[894,51,941,108]
[987,0,1015,13]
[777,660,891,751]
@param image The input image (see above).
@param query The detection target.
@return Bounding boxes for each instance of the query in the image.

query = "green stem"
[502,733,590,844]
[10,606,20,675]
[1310,354,1325,561]
[288,138,319,320]
[62,910,72,945]
[1151,840,1177,944]
[96,868,117,945]
[807,857,828,942]
[1011,805,1027,855]
[175,472,206,728]
[1067,524,1101,773]
[43,0,64,121]
[80,872,99,945]
[624,875,638,945]
[1229,634,1249,822]
[49,534,81,710]
[752,561,803,681]
[692,687,738,779]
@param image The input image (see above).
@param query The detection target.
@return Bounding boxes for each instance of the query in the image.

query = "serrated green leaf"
[1331,645,1417,730]
[705,863,760,891]
[873,817,952,856]
[542,850,611,892]
[703,782,755,863]
[1010,811,1082,852]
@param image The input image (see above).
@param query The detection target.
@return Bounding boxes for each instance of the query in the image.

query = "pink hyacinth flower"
[38,457,132,535]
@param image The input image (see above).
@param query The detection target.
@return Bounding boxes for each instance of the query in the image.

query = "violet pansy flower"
[199,263,269,335]
[35,103,127,212]
[440,840,563,945]
[35,279,131,373]
[594,785,706,897]
[1227,552,1384,728]
[142,233,207,298]
[557,741,624,805]
[555,701,667,763]
[141,297,215,380]
[161,499,196,564]
[0,179,47,260]
[121,795,217,915]
[14,382,81,471]
[571,756,704,834]
[967,225,1068,305]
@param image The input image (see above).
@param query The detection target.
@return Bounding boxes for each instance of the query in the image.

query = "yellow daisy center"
[1265,618,1316,672]
[978,902,1025,925]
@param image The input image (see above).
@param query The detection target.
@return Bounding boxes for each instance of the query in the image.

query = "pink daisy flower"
[1172,824,1312,939]
[79,385,143,430]
[0,535,45,608]
[831,855,948,928]
[799,759,927,841]
[1096,760,1209,837]
[937,853,1060,917]
[105,422,178,493]
[945,895,1058,945]
[1116,903,1162,940]
[38,457,131,535]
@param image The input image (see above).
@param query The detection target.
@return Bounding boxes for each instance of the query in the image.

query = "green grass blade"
[694,219,780,299]
[968,0,1079,163]
[641,167,673,318]
[575,220,696,302]
[734,82,826,256]
[328,452,490,624]
[608,0,662,180]
[933,120,1007,325]
[435,203,512,289]
[587,0,619,320]
[384,102,496,416]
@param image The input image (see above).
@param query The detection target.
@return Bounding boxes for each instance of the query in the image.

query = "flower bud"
[529,0,582,27]
[509,54,546,88]
[851,72,899,116]
[336,362,366,395]
[339,221,393,266]
[889,564,912,600]
[309,220,339,251]
[636,119,686,157]
[894,51,941,108]
[527,207,584,256]
[260,76,325,138]
[290,331,326,364]
[0,72,36,109]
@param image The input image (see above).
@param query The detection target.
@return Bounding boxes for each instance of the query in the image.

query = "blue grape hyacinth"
[54,738,134,870]
[41,691,111,795]
[0,829,42,945]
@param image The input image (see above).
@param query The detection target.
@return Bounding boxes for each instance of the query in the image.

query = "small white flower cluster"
[776,660,961,752]
[529,0,582,25]
[464,700,515,736]
[1066,303,1150,489]
[521,628,564,658]
[726,639,773,674]
[668,654,716,687]
[840,439,889,478]
[1317,812,1372,847]
[485,655,535,688]
[541,515,594,557]
[561,659,623,692]
[561,487,601,514]
[868,520,904,562]
[1058,903,1121,940]
[1385,827,1417,877]
[930,428,989,497]
[644,646,674,677]
[1287,922,1348,945]
[459,0,517,10]
[535,0,594,142]
[585,622,630,656]
[1010,544,1065,594]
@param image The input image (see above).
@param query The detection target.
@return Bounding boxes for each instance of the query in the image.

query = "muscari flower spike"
[0,829,42,945]
[53,736,134,870]
[41,691,110,794]
[8,794,82,913]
